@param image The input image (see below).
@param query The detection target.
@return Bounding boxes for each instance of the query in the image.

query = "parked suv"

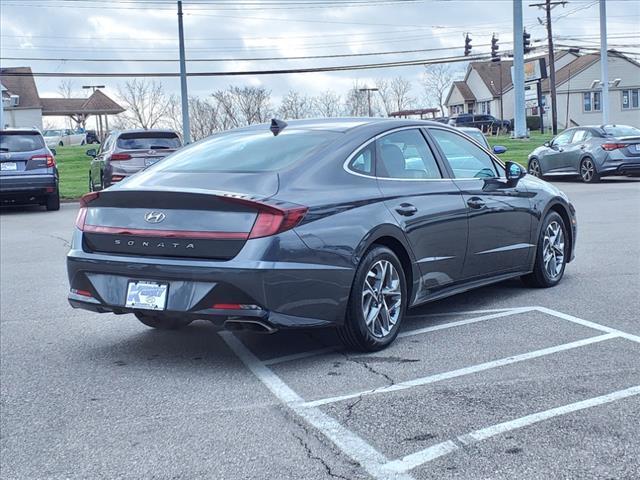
[88,129,182,191]
[0,129,60,210]
[449,114,511,133]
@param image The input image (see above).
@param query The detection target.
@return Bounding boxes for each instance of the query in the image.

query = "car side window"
[429,128,498,179]
[377,129,442,180]
[348,143,375,176]
[552,130,574,146]
[573,130,592,143]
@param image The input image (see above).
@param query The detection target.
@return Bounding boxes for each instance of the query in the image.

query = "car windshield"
[116,132,181,150]
[603,125,640,137]
[43,130,63,137]
[149,129,341,173]
[0,132,46,152]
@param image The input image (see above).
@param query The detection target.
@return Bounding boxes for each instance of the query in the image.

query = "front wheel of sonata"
[579,157,600,183]
[528,158,543,178]
[135,313,192,330]
[338,246,407,352]
[522,211,568,288]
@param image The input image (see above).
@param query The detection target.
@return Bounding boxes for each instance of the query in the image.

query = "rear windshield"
[116,132,181,150]
[150,129,341,173]
[0,132,45,152]
[602,125,640,137]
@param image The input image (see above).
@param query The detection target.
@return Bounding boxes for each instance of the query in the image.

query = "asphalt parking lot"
[1,178,639,480]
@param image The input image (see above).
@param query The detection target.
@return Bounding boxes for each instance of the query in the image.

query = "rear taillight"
[75,192,99,230]
[31,154,55,167]
[110,153,132,161]
[601,143,627,151]
[248,206,308,239]
[111,175,125,182]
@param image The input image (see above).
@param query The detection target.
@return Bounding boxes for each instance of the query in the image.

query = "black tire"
[528,158,543,178]
[522,211,568,288]
[45,191,60,211]
[81,140,86,146]
[579,157,600,183]
[58,141,64,147]
[135,313,192,330]
[337,245,407,352]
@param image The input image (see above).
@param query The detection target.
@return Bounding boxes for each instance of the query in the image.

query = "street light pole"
[177,0,191,144]
[513,0,527,138]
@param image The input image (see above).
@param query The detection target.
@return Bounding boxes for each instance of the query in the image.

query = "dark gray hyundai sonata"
[67,118,577,351]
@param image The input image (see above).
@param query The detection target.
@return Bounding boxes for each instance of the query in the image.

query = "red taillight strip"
[82,224,249,240]
[31,154,55,167]
[601,143,627,151]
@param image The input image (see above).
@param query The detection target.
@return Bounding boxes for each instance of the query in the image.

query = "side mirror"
[506,161,526,184]
[493,145,507,155]
[86,148,97,157]
[50,148,57,156]
[543,141,551,147]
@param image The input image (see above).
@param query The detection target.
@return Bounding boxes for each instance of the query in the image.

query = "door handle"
[395,203,418,216]
[467,197,486,209]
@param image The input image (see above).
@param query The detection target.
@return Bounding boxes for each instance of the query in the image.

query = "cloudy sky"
[1,0,638,105]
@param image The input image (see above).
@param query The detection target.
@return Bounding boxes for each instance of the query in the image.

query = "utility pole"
[0,73,5,129]
[177,0,191,144]
[513,0,527,138]
[358,87,379,117]
[599,0,609,124]
[531,0,566,134]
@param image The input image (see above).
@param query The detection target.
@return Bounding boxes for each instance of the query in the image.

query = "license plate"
[145,158,160,167]
[1,162,17,171]
[126,280,168,310]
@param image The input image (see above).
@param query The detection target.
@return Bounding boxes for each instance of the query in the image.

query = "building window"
[479,101,491,114]
[583,92,601,113]
[622,89,640,109]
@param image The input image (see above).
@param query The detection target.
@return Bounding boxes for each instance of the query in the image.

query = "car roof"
[236,117,448,134]
[457,127,483,133]
[113,128,180,135]
[1,128,43,135]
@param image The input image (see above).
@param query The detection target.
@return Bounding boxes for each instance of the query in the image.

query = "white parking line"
[534,306,640,344]
[263,308,529,367]
[408,307,521,318]
[384,385,640,474]
[300,333,618,408]
[219,331,416,480]
[398,308,533,339]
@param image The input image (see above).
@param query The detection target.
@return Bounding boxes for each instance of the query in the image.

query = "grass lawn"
[54,132,553,200]
[488,132,552,167]
[55,145,93,199]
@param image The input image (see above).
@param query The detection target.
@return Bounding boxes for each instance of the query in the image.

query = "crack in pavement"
[344,396,363,424]
[348,356,396,386]
[47,234,71,248]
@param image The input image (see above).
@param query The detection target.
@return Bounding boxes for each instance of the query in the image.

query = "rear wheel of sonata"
[135,313,192,330]
[46,191,60,211]
[522,211,568,288]
[338,246,406,352]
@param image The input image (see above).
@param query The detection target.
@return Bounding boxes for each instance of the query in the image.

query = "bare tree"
[312,90,342,117]
[211,86,272,128]
[117,79,171,130]
[278,90,313,119]
[57,80,76,98]
[422,64,460,116]
[344,80,370,117]
[375,79,393,115]
[389,76,415,113]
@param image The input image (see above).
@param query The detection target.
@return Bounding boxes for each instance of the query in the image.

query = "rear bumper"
[598,157,640,176]
[0,174,57,202]
[66,229,354,329]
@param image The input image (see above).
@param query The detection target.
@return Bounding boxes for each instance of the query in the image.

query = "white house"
[445,50,640,130]
[1,67,43,129]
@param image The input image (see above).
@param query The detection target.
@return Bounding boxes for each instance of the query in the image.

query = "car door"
[542,129,575,173]
[63,129,72,146]
[427,127,533,279]
[375,128,468,296]
[568,129,592,173]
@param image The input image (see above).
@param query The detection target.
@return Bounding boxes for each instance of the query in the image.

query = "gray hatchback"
[527,124,640,183]
[87,129,182,191]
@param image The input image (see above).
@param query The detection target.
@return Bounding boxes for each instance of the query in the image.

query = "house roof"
[0,67,42,109]
[541,53,600,91]
[469,59,514,97]
[40,90,124,116]
[453,81,476,101]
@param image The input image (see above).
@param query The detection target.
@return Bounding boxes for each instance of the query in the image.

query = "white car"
[43,129,87,148]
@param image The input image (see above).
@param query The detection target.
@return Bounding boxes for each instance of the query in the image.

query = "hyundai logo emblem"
[144,211,166,224]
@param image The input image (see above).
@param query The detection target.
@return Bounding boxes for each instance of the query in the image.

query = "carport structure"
[40,90,124,141]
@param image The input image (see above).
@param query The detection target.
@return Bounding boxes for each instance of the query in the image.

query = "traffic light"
[491,35,499,62]
[523,29,532,54]
[464,34,472,56]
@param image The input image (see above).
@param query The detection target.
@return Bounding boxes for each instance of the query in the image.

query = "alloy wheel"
[361,260,402,338]
[580,159,595,182]
[542,221,565,279]
[529,160,541,177]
